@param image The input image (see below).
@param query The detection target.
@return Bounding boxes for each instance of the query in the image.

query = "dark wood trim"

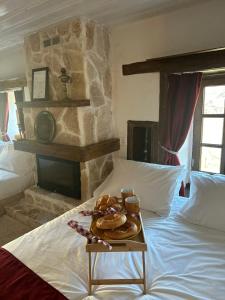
[123,47,225,75]
[192,77,204,171]
[222,116,225,173]
[201,74,225,85]
[201,114,225,118]
[14,138,120,162]
[127,120,159,163]
[192,73,225,173]
[200,143,223,148]
[16,99,90,108]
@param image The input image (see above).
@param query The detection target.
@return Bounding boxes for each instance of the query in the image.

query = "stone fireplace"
[21,18,118,201]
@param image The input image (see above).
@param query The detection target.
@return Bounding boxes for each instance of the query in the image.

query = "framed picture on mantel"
[32,67,49,101]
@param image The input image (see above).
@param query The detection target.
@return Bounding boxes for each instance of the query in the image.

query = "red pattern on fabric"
[0,247,67,300]
[68,220,112,250]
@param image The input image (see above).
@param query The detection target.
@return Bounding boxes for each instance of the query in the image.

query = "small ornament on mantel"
[58,67,72,100]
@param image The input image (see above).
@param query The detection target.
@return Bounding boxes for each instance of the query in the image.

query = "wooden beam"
[122,47,225,75]
[0,78,27,91]
[14,139,120,162]
[16,99,90,108]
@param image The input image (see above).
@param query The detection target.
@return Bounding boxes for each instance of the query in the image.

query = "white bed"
[3,195,225,300]
[0,169,34,201]
[0,143,35,201]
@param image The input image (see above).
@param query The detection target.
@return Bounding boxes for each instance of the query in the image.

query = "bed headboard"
[127,120,159,163]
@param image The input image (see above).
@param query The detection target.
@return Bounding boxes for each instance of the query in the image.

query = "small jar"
[125,195,140,214]
[121,187,134,205]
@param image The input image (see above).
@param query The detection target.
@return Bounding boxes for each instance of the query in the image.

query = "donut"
[96,213,127,230]
[104,221,138,240]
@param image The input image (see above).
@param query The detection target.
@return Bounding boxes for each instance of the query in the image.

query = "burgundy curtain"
[0,93,10,142]
[160,72,202,195]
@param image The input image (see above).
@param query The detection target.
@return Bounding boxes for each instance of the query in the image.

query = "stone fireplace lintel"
[14,138,120,162]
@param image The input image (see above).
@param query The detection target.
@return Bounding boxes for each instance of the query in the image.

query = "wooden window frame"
[192,74,225,174]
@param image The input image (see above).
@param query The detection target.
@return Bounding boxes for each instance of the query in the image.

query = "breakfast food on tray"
[96,213,127,230]
[104,220,138,240]
[96,195,120,211]
[92,190,140,240]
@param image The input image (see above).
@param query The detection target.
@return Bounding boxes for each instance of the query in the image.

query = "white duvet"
[4,196,225,300]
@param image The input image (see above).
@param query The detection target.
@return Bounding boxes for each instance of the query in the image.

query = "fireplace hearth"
[36,155,81,199]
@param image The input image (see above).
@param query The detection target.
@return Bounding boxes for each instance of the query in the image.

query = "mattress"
[0,169,34,201]
[3,196,225,299]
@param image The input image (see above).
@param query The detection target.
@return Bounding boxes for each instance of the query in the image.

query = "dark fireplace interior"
[36,155,81,199]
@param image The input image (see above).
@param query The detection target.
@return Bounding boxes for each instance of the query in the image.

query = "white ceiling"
[0,0,210,50]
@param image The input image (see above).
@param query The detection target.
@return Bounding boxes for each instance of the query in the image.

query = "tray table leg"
[88,252,92,295]
[142,251,146,294]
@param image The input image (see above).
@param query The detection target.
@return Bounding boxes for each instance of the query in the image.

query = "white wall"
[0,46,26,80]
[111,0,225,158]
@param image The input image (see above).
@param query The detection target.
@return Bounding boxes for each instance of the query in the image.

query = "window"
[0,90,19,142]
[8,91,19,140]
[192,75,225,174]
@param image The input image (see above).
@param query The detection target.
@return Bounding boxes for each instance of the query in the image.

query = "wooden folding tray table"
[86,213,147,295]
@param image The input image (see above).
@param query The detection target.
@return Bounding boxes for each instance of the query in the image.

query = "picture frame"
[32,67,49,101]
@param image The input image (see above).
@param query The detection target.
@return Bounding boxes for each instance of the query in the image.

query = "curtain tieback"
[160,145,178,155]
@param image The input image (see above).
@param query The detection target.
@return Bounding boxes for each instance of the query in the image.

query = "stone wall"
[24,18,115,200]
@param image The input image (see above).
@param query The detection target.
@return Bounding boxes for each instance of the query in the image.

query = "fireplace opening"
[36,155,81,199]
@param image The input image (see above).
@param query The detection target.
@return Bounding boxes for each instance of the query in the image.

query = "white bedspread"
[0,169,34,201]
[4,196,225,299]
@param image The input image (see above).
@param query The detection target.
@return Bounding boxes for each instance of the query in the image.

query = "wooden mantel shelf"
[16,99,90,108]
[14,139,120,162]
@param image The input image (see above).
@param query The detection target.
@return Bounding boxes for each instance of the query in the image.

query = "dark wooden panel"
[14,138,120,162]
[16,99,90,108]
[127,120,159,163]
[123,47,225,75]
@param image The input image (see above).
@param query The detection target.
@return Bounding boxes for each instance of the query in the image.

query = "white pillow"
[178,172,225,232]
[94,159,184,216]
[0,145,35,175]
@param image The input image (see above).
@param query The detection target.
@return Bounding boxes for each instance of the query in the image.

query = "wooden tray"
[86,203,148,295]
[86,212,147,252]
[90,214,141,240]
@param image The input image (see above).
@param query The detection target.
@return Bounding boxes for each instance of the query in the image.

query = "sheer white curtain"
[178,121,193,184]
[7,91,19,140]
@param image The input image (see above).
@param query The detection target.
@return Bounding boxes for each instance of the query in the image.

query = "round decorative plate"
[34,111,56,144]
[91,215,141,240]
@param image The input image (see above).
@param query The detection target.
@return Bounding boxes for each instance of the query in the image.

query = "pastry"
[96,195,119,211]
[96,195,110,209]
[96,213,127,230]
[104,221,138,240]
